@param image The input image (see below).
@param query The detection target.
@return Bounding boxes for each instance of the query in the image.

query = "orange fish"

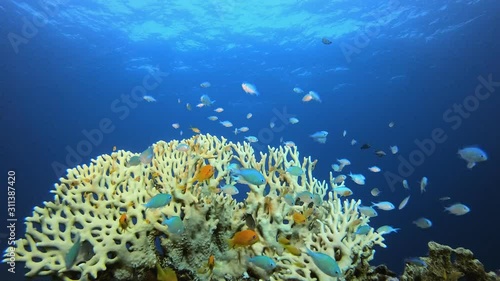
[119,213,129,232]
[228,229,259,248]
[190,127,201,134]
[292,211,306,224]
[192,165,214,183]
[208,255,215,271]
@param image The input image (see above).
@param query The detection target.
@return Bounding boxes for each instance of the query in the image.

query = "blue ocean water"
[1,0,499,279]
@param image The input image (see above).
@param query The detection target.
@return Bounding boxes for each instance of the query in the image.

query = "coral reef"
[3,134,386,281]
[401,241,500,281]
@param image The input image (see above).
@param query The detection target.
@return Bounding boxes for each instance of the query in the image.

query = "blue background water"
[1,0,499,279]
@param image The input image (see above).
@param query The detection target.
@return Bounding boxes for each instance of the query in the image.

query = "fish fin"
[237,177,251,186]
[467,162,476,169]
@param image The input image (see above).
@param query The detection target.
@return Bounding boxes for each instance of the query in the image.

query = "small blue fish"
[220,184,239,195]
[242,82,259,96]
[458,146,488,169]
[309,131,328,143]
[144,194,172,209]
[231,168,266,185]
[404,257,427,267]
[358,206,378,217]
[175,143,189,152]
[126,155,141,167]
[305,248,341,277]
[283,194,295,206]
[140,146,154,165]
[143,95,157,102]
[162,216,185,235]
[355,225,371,235]
[313,193,323,206]
[376,225,400,235]
[296,191,314,204]
[310,131,328,138]
[413,217,432,229]
[248,255,276,272]
[444,203,470,216]
[65,234,81,269]
[200,94,216,106]
[286,166,303,176]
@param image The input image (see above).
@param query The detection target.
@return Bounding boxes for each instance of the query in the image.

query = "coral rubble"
[401,241,499,281]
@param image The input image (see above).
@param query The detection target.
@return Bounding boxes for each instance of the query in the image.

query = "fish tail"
[73,233,81,244]
[305,248,313,256]
[228,238,235,248]
[229,168,240,176]
[189,175,199,184]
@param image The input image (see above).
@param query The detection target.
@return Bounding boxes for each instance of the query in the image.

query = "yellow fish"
[190,127,201,134]
[292,211,306,224]
[284,245,302,256]
[277,235,290,245]
[156,263,177,281]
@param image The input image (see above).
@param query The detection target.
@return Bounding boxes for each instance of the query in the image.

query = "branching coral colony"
[4,134,385,281]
